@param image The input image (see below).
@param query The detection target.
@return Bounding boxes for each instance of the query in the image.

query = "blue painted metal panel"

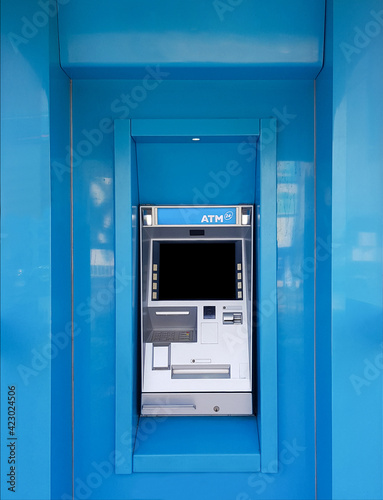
[1,1,52,498]
[49,7,72,499]
[134,417,260,473]
[132,118,259,141]
[71,78,315,499]
[114,120,139,474]
[331,0,383,498]
[315,0,333,497]
[257,119,278,473]
[136,141,257,206]
[72,93,117,488]
[57,0,325,79]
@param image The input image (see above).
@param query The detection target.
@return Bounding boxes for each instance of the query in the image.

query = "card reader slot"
[171,364,230,379]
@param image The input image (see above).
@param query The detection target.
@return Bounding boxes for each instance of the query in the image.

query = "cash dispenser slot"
[171,364,231,379]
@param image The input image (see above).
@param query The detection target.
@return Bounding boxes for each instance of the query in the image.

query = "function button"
[237,272,242,280]
[153,282,158,290]
[153,273,158,281]
[238,291,243,299]
[153,264,158,271]
[237,263,242,271]
[238,282,242,289]
[152,292,157,300]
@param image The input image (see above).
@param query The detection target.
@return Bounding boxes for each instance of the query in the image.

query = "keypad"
[147,330,195,343]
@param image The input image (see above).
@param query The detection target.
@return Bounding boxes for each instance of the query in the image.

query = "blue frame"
[114,120,139,474]
[258,119,278,472]
[131,118,260,142]
[114,118,277,474]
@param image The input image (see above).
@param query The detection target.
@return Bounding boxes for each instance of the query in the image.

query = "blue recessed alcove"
[114,118,277,474]
[134,416,260,473]
[133,118,258,205]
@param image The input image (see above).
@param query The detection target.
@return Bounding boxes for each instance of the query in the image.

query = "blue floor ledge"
[133,415,260,473]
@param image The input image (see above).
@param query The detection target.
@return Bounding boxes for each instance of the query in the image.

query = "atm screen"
[154,241,239,301]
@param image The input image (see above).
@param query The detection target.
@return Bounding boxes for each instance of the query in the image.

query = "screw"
[213,406,220,412]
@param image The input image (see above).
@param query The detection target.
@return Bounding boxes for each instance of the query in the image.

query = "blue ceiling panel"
[57,0,325,79]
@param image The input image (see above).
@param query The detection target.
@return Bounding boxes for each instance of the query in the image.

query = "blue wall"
[0,1,71,498]
[70,78,315,500]
[315,0,333,497]
[1,2,52,498]
[2,0,383,499]
[331,1,383,498]
[49,6,72,499]
[316,1,383,498]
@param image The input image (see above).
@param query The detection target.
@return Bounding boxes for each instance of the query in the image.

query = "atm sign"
[201,210,234,223]
[156,207,237,225]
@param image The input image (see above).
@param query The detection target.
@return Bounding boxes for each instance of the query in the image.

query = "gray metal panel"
[140,205,254,416]
[141,392,252,416]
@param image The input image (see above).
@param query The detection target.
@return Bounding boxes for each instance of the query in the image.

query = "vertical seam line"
[314,79,318,500]
[70,79,74,500]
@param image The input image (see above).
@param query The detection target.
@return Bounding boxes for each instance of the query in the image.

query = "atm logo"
[201,211,234,223]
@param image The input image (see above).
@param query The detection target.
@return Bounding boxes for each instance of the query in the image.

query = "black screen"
[157,242,237,300]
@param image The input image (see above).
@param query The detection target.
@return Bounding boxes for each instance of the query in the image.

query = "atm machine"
[140,205,254,416]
